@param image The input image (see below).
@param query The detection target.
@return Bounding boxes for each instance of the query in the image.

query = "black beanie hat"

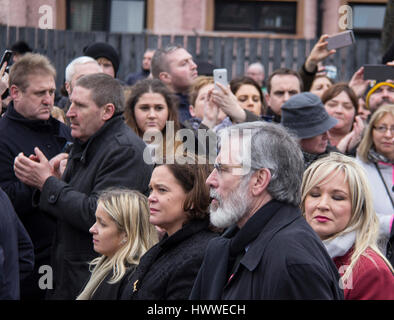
[83,42,120,76]
[11,41,32,54]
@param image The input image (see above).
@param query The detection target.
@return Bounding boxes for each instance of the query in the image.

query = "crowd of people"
[0,33,393,300]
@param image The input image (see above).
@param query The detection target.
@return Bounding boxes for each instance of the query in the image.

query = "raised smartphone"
[363,64,394,82]
[213,68,228,90]
[326,30,355,51]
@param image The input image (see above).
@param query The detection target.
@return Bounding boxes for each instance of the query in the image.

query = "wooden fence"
[0,25,383,90]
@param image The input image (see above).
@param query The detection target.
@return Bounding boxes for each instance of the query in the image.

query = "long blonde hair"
[77,189,158,300]
[301,153,393,282]
[357,104,394,163]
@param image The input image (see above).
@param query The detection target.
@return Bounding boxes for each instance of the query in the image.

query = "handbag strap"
[374,163,394,208]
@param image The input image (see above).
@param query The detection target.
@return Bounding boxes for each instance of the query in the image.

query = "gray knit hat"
[281,92,338,139]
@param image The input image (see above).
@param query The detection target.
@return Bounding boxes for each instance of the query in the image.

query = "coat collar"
[160,219,210,250]
[227,200,283,258]
[130,219,210,296]
[69,114,124,164]
[6,101,61,132]
[240,202,301,272]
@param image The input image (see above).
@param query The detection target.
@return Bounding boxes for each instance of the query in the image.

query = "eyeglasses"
[373,125,394,134]
[213,162,244,174]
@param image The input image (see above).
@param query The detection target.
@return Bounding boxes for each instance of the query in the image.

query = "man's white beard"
[209,177,252,229]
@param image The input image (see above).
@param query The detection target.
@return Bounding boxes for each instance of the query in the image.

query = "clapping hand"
[14,147,54,190]
[49,153,69,179]
[335,115,365,153]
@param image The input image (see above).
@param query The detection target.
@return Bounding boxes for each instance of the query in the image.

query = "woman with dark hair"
[321,83,365,155]
[230,76,267,117]
[120,153,218,300]
[310,74,334,98]
[124,78,182,163]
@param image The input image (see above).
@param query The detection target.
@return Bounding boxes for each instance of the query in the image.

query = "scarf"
[302,150,320,169]
[323,230,357,259]
[367,148,393,165]
[323,214,393,258]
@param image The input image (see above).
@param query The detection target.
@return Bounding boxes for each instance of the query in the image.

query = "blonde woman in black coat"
[77,189,158,300]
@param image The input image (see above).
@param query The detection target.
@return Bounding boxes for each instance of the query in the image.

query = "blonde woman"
[356,104,393,215]
[77,189,158,300]
[356,104,394,264]
[301,153,394,300]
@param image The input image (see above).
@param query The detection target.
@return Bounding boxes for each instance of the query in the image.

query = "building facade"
[0,0,388,39]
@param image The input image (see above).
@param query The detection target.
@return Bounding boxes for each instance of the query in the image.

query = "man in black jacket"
[265,35,336,123]
[125,48,155,86]
[0,53,72,299]
[190,122,343,300]
[14,73,153,299]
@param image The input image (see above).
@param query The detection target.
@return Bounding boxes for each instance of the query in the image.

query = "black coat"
[36,114,153,300]
[121,219,218,300]
[90,265,136,300]
[0,102,72,298]
[190,200,344,300]
[125,69,150,86]
[0,188,34,299]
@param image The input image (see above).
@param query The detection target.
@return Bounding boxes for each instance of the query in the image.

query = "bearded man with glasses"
[190,122,343,300]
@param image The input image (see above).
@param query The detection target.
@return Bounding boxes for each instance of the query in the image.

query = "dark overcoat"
[37,114,152,300]
[190,201,344,300]
[0,188,34,299]
[121,219,218,300]
[0,102,71,298]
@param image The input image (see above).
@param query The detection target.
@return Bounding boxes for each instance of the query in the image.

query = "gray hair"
[150,44,182,79]
[247,62,265,74]
[75,73,125,114]
[218,121,304,206]
[65,56,99,82]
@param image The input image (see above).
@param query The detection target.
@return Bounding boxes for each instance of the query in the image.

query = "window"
[68,0,109,31]
[350,3,386,36]
[110,0,145,33]
[214,0,297,34]
[67,0,146,33]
